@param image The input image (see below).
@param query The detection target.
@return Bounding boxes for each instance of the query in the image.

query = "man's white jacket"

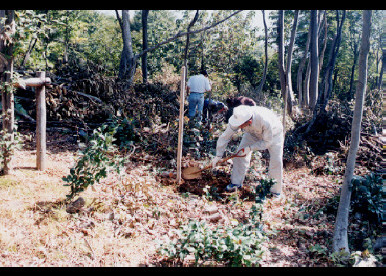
[215,106,283,158]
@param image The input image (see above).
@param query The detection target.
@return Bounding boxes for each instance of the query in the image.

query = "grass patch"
[0,176,19,189]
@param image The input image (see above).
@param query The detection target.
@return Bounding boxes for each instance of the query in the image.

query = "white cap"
[228,105,253,128]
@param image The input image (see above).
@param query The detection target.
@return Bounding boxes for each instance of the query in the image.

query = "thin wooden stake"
[36,71,46,171]
[176,66,186,183]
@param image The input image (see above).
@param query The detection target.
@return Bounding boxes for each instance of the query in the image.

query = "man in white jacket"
[212,105,284,196]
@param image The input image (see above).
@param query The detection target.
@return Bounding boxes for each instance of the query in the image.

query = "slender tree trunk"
[21,38,37,68]
[277,11,287,129]
[20,11,47,68]
[378,55,384,91]
[321,10,346,107]
[318,11,328,71]
[184,10,199,68]
[0,10,4,52]
[375,36,383,91]
[256,10,268,94]
[297,13,311,108]
[63,11,70,63]
[141,10,149,83]
[309,10,319,110]
[304,58,311,107]
[285,10,299,116]
[348,42,359,99]
[332,10,372,253]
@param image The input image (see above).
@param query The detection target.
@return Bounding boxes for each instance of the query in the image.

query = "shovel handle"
[220,148,247,163]
[191,149,247,174]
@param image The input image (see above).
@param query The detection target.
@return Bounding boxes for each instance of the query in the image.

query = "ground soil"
[0,131,348,267]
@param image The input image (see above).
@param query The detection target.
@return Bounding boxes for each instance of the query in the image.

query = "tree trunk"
[256,10,269,94]
[332,10,372,253]
[318,11,328,71]
[20,11,47,68]
[377,54,384,91]
[348,42,359,100]
[297,12,311,108]
[0,10,5,54]
[277,11,287,129]
[117,10,136,86]
[303,54,311,108]
[375,35,383,91]
[321,10,346,107]
[184,10,200,68]
[21,38,38,69]
[309,10,319,110]
[285,10,299,116]
[141,10,149,83]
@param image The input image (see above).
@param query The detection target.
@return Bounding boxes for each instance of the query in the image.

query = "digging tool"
[182,149,247,180]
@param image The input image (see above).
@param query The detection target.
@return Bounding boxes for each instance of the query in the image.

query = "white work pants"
[230,131,284,194]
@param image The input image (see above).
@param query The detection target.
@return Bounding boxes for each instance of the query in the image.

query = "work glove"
[211,156,222,168]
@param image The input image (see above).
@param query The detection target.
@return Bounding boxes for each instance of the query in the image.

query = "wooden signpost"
[12,71,51,171]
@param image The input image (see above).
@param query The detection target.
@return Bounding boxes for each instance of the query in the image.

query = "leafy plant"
[62,124,126,200]
[350,173,382,224]
[308,244,328,257]
[255,177,276,203]
[0,127,23,174]
[108,116,140,150]
[159,213,266,266]
[324,152,341,175]
[158,191,267,267]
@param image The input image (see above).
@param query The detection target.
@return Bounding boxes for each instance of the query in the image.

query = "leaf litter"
[0,131,349,267]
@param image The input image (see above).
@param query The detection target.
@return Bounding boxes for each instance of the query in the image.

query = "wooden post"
[36,71,46,171]
[176,66,186,183]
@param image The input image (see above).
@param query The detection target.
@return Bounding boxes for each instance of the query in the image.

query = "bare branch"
[135,10,243,59]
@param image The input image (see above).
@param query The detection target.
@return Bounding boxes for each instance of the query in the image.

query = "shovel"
[182,148,247,180]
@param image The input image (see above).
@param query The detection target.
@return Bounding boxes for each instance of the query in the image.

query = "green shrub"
[0,128,23,174]
[108,116,140,150]
[158,194,267,267]
[350,173,382,224]
[63,124,125,200]
[255,177,276,203]
[159,212,266,266]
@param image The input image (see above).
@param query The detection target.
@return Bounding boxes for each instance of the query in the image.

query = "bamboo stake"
[176,66,186,183]
[36,71,46,171]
